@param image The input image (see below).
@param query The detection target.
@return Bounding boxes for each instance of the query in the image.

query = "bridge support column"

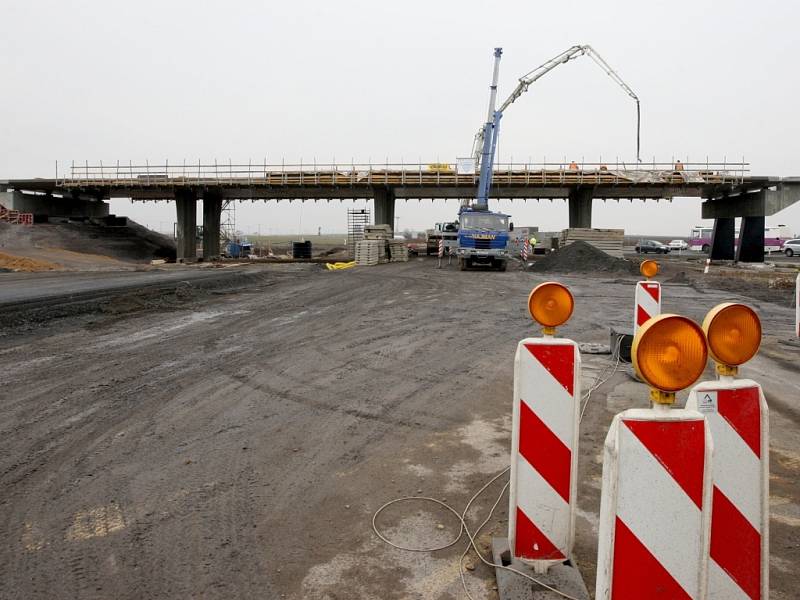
[373,187,396,229]
[175,189,197,262]
[710,217,735,260]
[203,189,223,261]
[736,215,765,263]
[568,188,593,228]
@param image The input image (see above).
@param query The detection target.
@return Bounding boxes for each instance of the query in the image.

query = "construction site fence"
[61,160,750,187]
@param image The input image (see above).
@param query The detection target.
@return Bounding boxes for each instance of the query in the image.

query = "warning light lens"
[703,303,761,367]
[632,314,708,392]
[528,282,574,328]
[640,260,659,278]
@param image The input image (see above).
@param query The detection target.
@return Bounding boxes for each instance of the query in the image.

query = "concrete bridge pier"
[202,189,223,260]
[175,189,197,262]
[710,217,736,260]
[568,188,593,228]
[736,216,765,262]
[373,186,396,229]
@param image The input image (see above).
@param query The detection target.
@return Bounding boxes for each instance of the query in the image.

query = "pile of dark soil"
[531,240,636,274]
[0,219,175,262]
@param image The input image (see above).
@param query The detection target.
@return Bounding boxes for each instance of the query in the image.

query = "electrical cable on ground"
[372,339,626,599]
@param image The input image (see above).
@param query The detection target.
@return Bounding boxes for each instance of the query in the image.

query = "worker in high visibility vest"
[674,159,684,171]
[568,161,579,170]
[529,236,538,252]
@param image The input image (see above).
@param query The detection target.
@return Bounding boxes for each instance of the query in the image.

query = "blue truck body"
[456,207,511,270]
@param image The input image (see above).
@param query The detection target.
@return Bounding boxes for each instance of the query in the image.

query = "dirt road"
[1,259,797,599]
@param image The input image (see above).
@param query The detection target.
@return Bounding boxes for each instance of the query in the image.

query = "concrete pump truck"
[457,45,641,271]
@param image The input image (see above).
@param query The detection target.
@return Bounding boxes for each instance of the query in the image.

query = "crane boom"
[471,44,641,164]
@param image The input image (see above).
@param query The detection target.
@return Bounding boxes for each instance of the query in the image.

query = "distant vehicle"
[668,239,688,251]
[635,240,670,254]
[783,239,800,257]
[688,224,793,253]
[425,221,459,255]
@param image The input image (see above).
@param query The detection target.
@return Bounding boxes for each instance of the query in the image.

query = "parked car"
[635,240,671,254]
[668,239,689,251]
[783,239,800,257]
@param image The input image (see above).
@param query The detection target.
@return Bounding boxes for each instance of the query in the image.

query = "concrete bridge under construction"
[3,161,800,263]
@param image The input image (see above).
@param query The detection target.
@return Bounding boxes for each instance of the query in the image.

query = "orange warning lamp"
[632,314,708,403]
[703,303,761,376]
[640,260,659,279]
[528,282,574,335]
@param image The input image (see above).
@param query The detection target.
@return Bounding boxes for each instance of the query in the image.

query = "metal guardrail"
[61,160,750,187]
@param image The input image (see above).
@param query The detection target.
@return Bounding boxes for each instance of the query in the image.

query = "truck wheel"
[702,244,710,253]
[498,260,507,272]
[459,258,466,271]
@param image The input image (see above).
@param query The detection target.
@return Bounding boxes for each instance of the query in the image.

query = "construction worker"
[568,160,579,171]
[529,235,538,252]
[674,159,684,172]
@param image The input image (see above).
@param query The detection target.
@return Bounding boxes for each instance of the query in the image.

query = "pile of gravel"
[531,240,635,274]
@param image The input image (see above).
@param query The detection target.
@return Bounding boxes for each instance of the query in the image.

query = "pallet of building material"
[388,241,409,262]
[363,225,393,239]
[559,228,625,258]
[354,240,385,266]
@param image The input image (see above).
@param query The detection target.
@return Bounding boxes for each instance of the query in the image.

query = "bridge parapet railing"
[62,160,750,187]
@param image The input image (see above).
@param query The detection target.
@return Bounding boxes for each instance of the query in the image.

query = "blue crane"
[472,45,642,211]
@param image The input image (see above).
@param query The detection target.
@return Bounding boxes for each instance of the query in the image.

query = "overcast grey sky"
[2,0,798,236]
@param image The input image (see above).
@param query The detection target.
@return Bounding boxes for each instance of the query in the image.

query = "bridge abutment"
[202,190,223,261]
[568,188,593,228]
[0,190,109,220]
[175,189,197,262]
[373,187,395,229]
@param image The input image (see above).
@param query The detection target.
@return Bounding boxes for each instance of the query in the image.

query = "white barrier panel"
[508,338,581,571]
[633,281,661,335]
[687,379,769,600]
[595,406,713,599]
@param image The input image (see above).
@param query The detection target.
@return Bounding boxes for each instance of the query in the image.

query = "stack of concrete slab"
[354,240,385,266]
[363,224,393,240]
[388,240,409,262]
[559,228,624,258]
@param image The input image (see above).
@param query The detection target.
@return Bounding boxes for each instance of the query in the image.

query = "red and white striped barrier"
[633,281,661,334]
[686,379,769,600]
[595,406,713,599]
[509,337,581,571]
[521,239,529,262]
[437,238,444,258]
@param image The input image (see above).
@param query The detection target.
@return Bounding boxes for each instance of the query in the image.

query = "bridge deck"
[5,161,779,201]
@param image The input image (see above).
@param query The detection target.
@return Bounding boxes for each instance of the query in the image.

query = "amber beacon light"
[528,282,574,335]
[639,260,659,279]
[703,302,761,375]
[632,314,708,403]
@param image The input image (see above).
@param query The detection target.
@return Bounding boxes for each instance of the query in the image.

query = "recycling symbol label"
[697,391,718,413]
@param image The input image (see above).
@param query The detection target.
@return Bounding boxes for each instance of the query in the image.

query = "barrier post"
[686,303,769,600]
[437,238,443,268]
[596,314,713,600]
[633,260,661,335]
[508,282,581,573]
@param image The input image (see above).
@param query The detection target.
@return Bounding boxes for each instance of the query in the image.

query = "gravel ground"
[0,259,797,599]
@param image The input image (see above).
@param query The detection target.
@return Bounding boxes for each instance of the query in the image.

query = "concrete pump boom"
[471,44,642,167]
